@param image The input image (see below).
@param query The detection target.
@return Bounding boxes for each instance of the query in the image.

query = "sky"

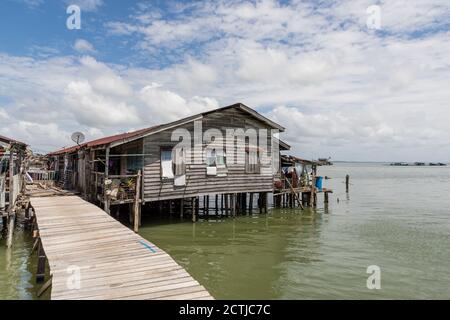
[0,0,449,161]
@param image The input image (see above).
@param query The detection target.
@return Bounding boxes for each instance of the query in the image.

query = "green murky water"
[1,163,450,299]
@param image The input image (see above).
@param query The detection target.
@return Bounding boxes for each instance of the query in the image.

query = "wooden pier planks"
[31,195,212,300]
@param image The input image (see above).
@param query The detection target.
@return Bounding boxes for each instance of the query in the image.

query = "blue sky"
[1,0,450,161]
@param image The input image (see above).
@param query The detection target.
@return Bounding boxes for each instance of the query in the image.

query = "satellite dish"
[71,131,85,145]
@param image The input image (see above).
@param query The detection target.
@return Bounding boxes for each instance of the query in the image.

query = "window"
[160,148,174,179]
[206,148,217,167]
[173,147,186,176]
[216,149,226,167]
[245,148,260,173]
[125,148,143,174]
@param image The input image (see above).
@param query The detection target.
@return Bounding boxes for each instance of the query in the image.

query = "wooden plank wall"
[142,108,275,202]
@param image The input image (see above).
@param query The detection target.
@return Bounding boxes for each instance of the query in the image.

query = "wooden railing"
[91,172,140,204]
[27,169,59,182]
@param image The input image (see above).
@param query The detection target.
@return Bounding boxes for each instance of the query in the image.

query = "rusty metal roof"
[48,103,285,156]
[0,134,27,147]
[48,126,159,156]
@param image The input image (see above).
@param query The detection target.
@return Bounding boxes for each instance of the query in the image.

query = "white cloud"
[139,83,218,123]
[2,0,450,161]
[74,39,96,53]
[64,0,104,12]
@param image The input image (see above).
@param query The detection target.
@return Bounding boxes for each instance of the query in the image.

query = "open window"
[205,148,227,176]
[160,148,174,179]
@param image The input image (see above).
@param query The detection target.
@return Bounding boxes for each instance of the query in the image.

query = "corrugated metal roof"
[0,134,27,147]
[48,126,159,156]
[48,103,284,156]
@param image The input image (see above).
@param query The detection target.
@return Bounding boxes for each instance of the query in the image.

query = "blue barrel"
[315,176,323,190]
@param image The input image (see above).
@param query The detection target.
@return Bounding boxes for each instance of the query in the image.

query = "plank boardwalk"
[31,195,213,300]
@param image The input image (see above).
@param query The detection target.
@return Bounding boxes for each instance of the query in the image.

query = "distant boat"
[414,162,425,166]
[390,162,408,166]
[430,162,447,166]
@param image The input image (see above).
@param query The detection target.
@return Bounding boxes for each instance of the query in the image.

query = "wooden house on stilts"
[0,134,27,247]
[48,103,286,230]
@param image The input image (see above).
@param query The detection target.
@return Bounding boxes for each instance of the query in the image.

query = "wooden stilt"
[6,148,14,248]
[346,174,350,193]
[224,194,229,216]
[36,239,46,283]
[249,193,253,213]
[264,192,268,213]
[104,146,110,214]
[206,195,209,215]
[324,192,329,205]
[215,195,218,215]
[37,277,52,298]
[192,197,196,222]
[6,213,15,248]
[230,194,236,217]
[180,199,184,218]
[133,170,141,233]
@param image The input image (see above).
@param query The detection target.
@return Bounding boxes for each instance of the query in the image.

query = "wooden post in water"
[215,194,218,215]
[249,193,253,213]
[324,191,329,205]
[231,194,236,217]
[36,238,46,283]
[224,194,229,216]
[264,192,268,213]
[346,174,350,193]
[133,170,141,233]
[192,197,196,222]
[180,198,184,218]
[6,148,14,248]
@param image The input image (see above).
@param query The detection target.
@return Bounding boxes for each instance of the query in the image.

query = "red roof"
[48,126,159,156]
[0,134,27,146]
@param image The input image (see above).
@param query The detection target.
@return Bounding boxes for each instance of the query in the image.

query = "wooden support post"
[259,193,263,214]
[249,193,253,213]
[6,148,14,248]
[192,197,196,222]
[6,213,15,248]
[36,239,46,283]
[180,199,184,218]
[104,146,110,214]
[231,194,236,217]
[37,277,52,298]
[206,195,209,215]
[346,174,350,193]
[224,194,229,216]
[242,193,247,214]
[215,194,218,215]
[264,192,268,213]
[221,194,224,214]
[324,192,329,205]
[133,170,141,233]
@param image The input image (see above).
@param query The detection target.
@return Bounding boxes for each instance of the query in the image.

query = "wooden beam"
[133,170,141,233]
[6,148,14,248]
[37,277,52,298]
[104,146,110,214]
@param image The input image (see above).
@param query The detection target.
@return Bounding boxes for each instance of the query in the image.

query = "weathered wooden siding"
[142,108,275,201]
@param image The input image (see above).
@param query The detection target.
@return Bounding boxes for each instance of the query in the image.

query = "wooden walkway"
[31,195,213,300]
